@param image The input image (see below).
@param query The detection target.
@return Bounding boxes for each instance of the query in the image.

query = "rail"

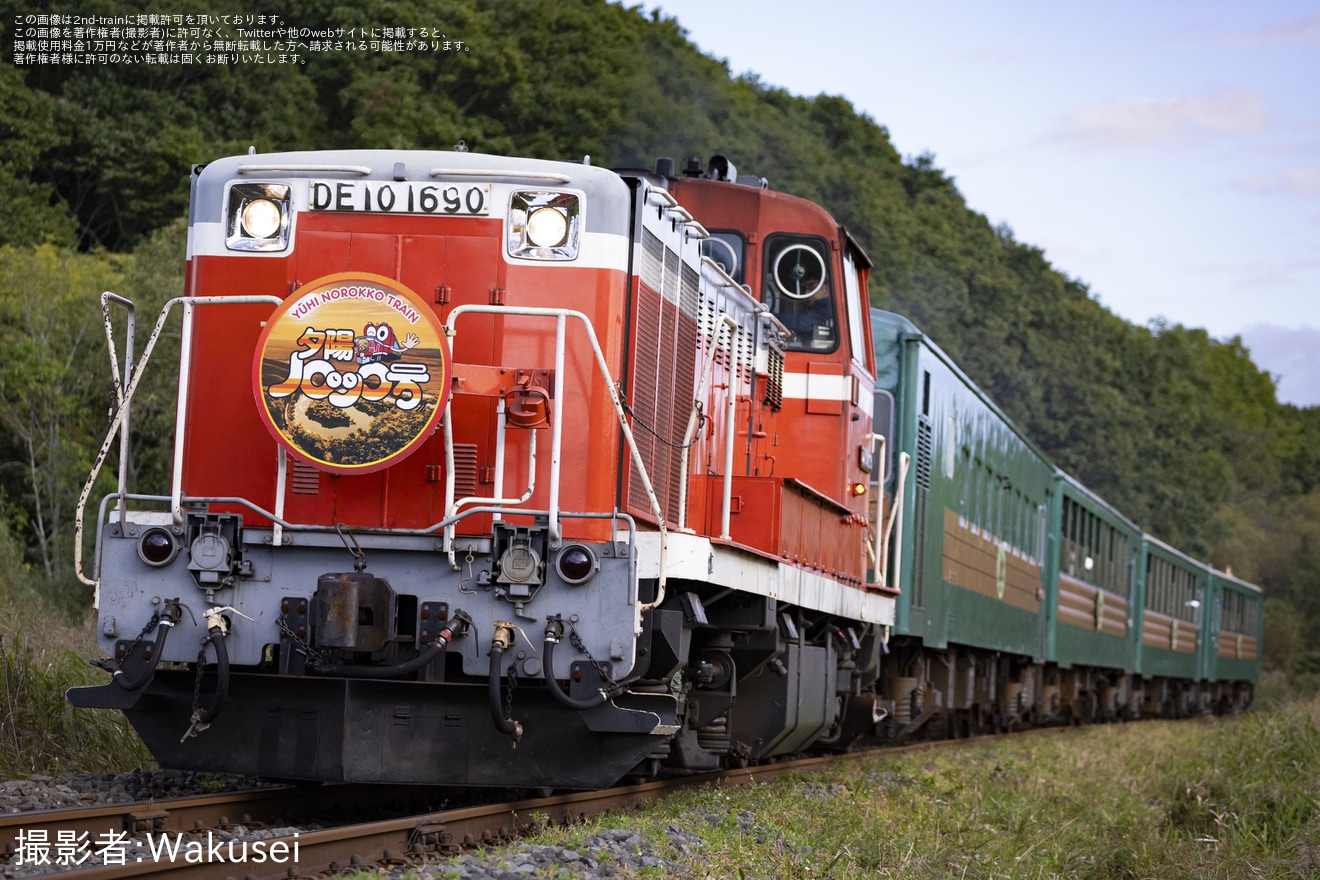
[5,729,1069,880]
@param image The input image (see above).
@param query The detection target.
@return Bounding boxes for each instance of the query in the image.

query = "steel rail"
[7,729,1071,880]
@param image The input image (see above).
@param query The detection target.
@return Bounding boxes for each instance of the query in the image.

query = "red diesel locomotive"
[71,149,894,788]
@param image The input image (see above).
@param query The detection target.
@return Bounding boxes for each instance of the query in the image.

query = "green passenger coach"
[1047,475,1143,677]
[870,308,1259,732]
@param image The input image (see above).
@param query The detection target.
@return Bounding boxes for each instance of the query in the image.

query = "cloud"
[1236,324,1320,408]
[1057,88,1270,146]
[1234,168,1320,198]
[1222,13,1320,48]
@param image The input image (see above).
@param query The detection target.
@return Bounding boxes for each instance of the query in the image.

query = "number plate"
[309,181,491,216]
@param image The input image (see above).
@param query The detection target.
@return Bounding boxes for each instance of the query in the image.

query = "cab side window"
[763,234,836,352]
[700,231,746,285]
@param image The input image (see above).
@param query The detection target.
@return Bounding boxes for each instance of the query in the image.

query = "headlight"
[526,206,568,247]
[226,183,291,252]
[241,198,283,238]
[508,191,580,261]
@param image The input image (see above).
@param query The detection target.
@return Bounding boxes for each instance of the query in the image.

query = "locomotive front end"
[70,150,678,789]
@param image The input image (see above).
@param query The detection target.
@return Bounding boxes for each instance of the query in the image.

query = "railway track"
[1,730,1065,879]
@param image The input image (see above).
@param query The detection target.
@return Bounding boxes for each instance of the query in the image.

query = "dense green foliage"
[0,0,1315,672]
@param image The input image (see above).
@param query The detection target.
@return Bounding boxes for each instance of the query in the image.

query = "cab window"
[700,231,746,285]
[763,234,836,352]
[842,249,868,368]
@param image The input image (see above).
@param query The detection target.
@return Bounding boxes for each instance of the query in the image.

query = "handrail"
[74,295,282,588]
[887,453,912,594]
[866,434,886,584]
[239,164,371,175]
[443,305,669,610]
[99,293,135,530]
[676,315,740,531]
[430,168,571,183]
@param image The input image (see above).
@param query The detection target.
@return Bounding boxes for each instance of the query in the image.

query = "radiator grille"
[628,282,696,524]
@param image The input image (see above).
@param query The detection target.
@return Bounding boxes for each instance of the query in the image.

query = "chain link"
[114,611,161,671]
[567,620,615,687]
[505,664,517,721]
[277,616,325,669]
[619,386,705,451]
[179,642,210,742]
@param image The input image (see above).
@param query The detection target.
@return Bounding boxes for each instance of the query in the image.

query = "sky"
[647,1,1320,407]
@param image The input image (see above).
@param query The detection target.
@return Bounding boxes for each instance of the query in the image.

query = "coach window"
[763,234,836,352]
[701,230,745,284]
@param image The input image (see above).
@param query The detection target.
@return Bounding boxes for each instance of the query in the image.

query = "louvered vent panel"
[680,263,700,318]
[292,461,320,495]
[663,246,680,304]
[641,230,663,294]
[765,348,784,410]
[698,296,715,339]
[452,443,479,500]
[671,313,698,519]
[915,417,934,491]
[738,326,755,386]
[629,285,664,515]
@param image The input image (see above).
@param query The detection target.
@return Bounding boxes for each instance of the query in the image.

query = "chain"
[177,641,210,742]
[277,616,325,669]
[505,664,517,721]
[191,643,207,719]
[567,620,615,687]
[115,611,161,670]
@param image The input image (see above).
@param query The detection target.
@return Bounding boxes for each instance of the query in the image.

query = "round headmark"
[252,273,451,474]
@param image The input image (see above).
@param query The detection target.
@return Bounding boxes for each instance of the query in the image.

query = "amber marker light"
[850,482,868,496]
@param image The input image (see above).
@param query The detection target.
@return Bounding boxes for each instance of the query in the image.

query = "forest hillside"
[1,0,1316,677]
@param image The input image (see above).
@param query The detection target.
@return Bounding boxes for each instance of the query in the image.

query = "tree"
[0,245,122,578]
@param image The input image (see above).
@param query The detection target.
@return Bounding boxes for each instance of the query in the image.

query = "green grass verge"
[0,521,153,777]
[0,622,153,777]
[494,702,1320,879]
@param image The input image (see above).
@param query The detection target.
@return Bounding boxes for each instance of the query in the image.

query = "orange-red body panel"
[182,212,627,542]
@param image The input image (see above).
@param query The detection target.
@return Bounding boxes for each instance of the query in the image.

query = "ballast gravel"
[0,769,272,813]
[0,772,825,879]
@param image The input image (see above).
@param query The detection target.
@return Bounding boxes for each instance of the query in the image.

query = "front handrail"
[99,293,135,530]
[443,305,670,610]
[74,295,283,588]
[78,297,668,609]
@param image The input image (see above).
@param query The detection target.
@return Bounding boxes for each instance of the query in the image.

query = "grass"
[0,610,154,777]
[435,700,1320,880]
[0,520,154,777]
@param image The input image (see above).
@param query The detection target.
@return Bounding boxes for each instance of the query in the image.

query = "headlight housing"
[508,191,580,261]
[226,183,291,252]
